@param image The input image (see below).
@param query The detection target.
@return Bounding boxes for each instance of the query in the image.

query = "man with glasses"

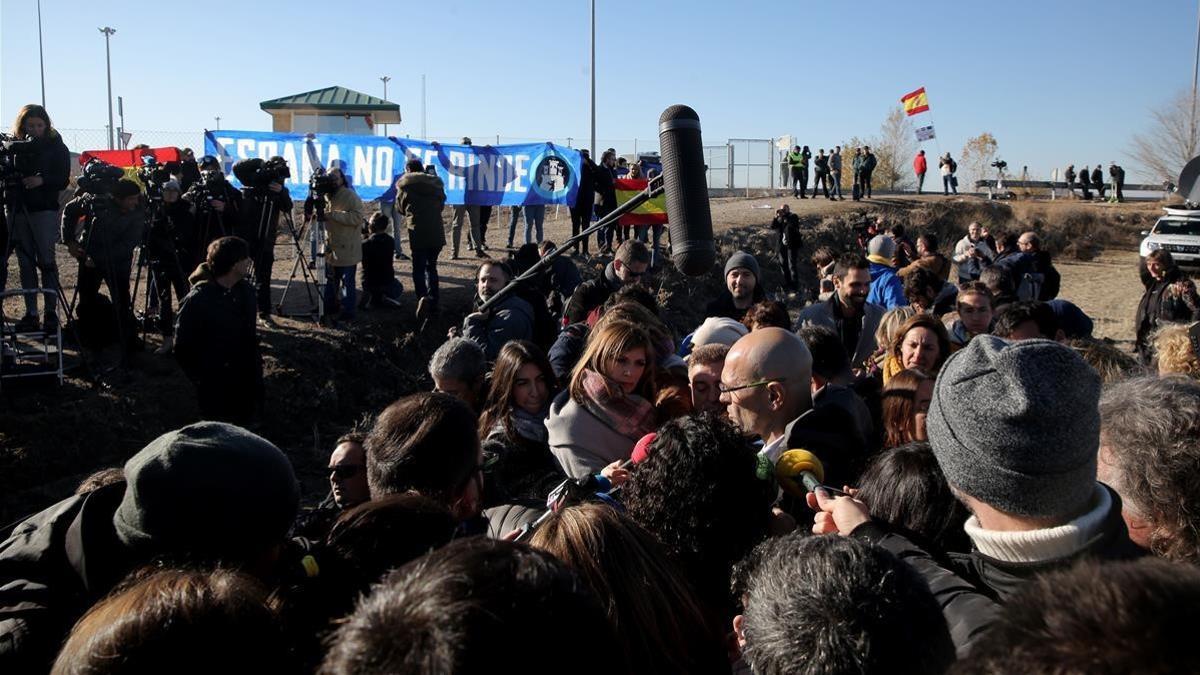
[722,327,867,490]
[328,434,369,510]
[562,239,651,325]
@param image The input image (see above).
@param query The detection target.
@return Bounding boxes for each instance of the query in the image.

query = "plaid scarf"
[579,369,657,440]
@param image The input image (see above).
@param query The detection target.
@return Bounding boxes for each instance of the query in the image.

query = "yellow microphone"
[775,448,840,498]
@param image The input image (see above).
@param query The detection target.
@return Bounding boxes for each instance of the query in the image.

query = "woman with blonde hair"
[867,305,918,379]
[1154,322,1200,379]
[547,319,658,478]
[5,104,70,332]
[883,313,951,385]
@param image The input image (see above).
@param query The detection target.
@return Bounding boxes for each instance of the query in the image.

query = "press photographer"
[2,104,71,332]
[313,166,364,327]
[233,156,293,323]
[60,177,147,356]
[182,155,242,254]
[143,179,196,354]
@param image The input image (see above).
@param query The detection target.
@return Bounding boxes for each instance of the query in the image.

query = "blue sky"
[0,0,1192,180]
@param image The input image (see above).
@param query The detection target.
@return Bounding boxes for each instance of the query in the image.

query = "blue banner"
[204,130,582,206]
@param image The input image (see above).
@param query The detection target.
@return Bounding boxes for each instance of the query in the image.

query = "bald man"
[722,327,869,491]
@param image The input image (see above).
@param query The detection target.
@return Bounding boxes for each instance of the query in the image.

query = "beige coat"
[324,187,364,267]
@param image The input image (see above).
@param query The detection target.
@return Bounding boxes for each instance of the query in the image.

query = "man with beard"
[795,253,885,369]
[459,260,534,359]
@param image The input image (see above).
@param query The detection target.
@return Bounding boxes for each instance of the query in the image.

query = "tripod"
[277,206,323,320]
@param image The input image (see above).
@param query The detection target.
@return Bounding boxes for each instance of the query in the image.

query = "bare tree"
[1129,90,1200,183]
[960,132,999,189]
[837,135,870,191]
[874,107,918,190]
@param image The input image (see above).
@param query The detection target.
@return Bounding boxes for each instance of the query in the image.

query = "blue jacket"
[867,262,907,310]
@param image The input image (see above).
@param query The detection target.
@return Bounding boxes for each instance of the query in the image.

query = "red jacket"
[913,154,927,175]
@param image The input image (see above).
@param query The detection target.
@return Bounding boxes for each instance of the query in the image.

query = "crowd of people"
[7,101,1200,673]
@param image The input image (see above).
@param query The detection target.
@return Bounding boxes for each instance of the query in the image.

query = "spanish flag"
[615,178,668,226]
[900,87,929,116]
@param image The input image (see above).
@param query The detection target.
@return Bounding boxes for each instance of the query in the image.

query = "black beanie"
[113,422,299,562]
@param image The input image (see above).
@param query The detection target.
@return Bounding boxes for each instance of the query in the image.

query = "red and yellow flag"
[615,178,668,226]
[900,87,929,116]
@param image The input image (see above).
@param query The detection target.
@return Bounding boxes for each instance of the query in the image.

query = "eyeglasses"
[329,464,364,480]
[718,377,786,394]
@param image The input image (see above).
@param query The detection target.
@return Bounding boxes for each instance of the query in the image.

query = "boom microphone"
[659,105,715,276]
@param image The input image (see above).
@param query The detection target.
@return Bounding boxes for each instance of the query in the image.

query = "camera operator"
[61,178,146,355]
[770,204,803,290]
[174,236,262,424]
[234,157,293,324]
[178,148,201,192]
[182,155,242,253]
[320,166,365,327]
[145,180,195,354]
[3,104,70,333]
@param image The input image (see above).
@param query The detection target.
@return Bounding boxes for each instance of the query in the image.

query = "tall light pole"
[1192,0,1200,152]
[99,27,116,149]
[421,74,427,139]
[37,0,46,106]
[590,0,596,158]
[379,75,391,136]
[214,116,221,130]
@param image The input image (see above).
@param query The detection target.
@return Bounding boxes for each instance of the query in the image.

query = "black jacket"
[853,484,1144,656]
[548,321,589,381]
[60,196,146,267]
[1091,167,1104,186]
[174,279,262,395]
[770,211,802,249]
[1031,250,1060,301]
[574,157,596,214]
[563,261,621,325]
[593,165,617,216]
[236,187,293,246]
[0,483,135,672]
[12,132,70,213]
[704,286,765,321]
[360,232,396,290]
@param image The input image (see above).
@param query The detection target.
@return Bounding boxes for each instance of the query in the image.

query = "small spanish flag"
[615,178,668,226]
[901,87,929,116]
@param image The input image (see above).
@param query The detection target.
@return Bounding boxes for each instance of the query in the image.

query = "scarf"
[511,407,549,444]
[579,369,657,440]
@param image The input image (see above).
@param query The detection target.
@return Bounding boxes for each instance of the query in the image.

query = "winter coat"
[851,484,1143,656]
[813,383,875,457]
[770,211,803,249]
[546,391,637,478]
[829,152,842,171]
[795,296,885,367]
[705,286,766,321]
[852,154,865,174]
[12,131,70,213]
[862,153,877,174]
[575,157,596,213]
[0,482,132,672]
[396,171,447,250]
[61,197,145,267]
[866,262,907,310]
[174,278,262,403]
[953,235,994,282]
[779,403,870,499]
[913,154,927,175]
[1135,268,1200,355]
[549,322,589,381]
[462,293,535,360]
[1091,167,1104,187]
[324,186,364,267]
[1031,251,1060,301]
[563,261,622,325]
[813,156,830,176]
[481,412,564,506]
[360,232,396,290]
[593,165,617,215]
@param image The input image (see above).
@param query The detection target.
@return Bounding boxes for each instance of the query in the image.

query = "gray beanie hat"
[867,235,896,265]
[692,316,750,349]
[114,422,300,561]
[724,251,761,282]
[926,336,1101,518]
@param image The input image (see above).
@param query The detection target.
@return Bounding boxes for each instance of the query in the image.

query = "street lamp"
[380,76,391,136]
[99,27,116,149]
[215,116,221,130]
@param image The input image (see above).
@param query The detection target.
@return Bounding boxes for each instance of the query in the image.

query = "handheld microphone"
[659,105,715,276]
[774,449,848,498]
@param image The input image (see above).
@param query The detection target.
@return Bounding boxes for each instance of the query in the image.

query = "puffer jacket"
[324,186,364,267]
[866,262,907,310]
[13,130,70,213]
[396,171,447,250]
[462,293,535,360]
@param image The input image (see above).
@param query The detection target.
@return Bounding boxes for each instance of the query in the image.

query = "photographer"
[3,104,70,332]
[321,166,365,327]
[234,157,293,324]
[770,204,803,290]
[174,236,262,423]
[61,178,146,355]
[145,180,195,354]
[182,155,242,253]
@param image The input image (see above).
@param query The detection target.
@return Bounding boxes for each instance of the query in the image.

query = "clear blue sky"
[0,0,1193,180]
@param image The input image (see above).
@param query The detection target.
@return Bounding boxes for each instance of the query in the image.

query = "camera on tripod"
[76,159,125,195]
[308,167,339,196]
[233,156,292,193]
[137,157,174,202]
[0,132,38,186]
[991,160,1008,170]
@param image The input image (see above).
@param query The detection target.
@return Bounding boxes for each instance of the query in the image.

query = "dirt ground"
[0,193,1163,524]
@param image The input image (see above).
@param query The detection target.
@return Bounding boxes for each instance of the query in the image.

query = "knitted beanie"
[925,336,1101,518]
[114,422,300,561]
[692,317,750,349]
[866,235,896,266]
[724,251,761,283]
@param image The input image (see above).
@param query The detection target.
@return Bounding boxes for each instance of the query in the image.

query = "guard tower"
[260,86,401,134]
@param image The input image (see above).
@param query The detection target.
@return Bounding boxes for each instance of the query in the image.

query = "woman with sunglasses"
[548,318,658,479]
[477,340,564,505]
